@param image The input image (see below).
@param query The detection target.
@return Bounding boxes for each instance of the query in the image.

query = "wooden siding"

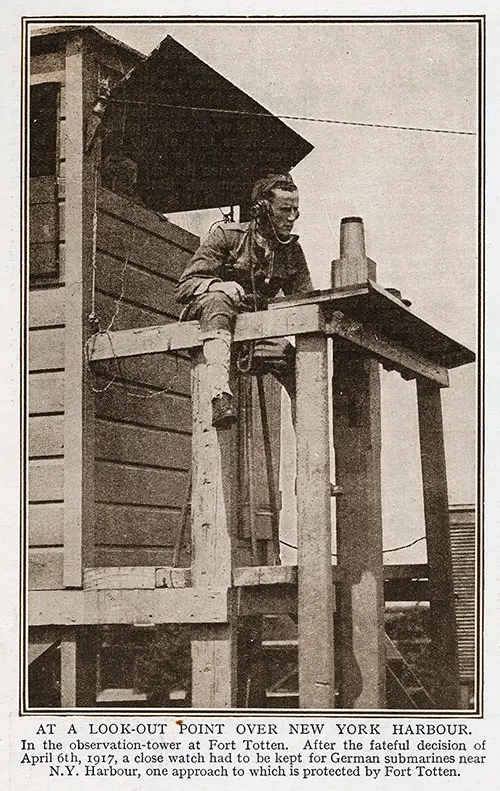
[449,506,476,682]
[28,286,66,589]
[28,49,68,589]
[93,188,198,566]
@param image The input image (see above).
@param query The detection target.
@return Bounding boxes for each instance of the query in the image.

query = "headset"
[250,198,271,223]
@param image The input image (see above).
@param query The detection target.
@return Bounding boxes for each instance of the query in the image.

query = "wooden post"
[331,216,385,709]
[296,333,335,708]
[60,627,96,708]
[416,380,460,708]
[62,35,96,586]
[190,354,237,707]
[333,348,386,708]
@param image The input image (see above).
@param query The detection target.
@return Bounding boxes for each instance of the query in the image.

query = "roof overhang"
[103,35,314,213]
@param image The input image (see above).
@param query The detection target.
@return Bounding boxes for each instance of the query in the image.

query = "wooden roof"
[30,26,313,212]
[104,35,314,212]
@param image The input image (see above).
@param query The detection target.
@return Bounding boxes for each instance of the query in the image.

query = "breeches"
[182,291,296,398]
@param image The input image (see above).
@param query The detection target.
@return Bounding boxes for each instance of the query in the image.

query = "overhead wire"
[108,97,475,137]
[279,535,426,556]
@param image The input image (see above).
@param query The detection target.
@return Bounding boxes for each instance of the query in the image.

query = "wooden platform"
[88,283,474,387]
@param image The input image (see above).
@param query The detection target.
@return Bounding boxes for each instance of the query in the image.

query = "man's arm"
[283,242,314,295]
[176,224,229,304]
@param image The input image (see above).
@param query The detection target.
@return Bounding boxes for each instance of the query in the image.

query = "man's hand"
[208,280,245,305]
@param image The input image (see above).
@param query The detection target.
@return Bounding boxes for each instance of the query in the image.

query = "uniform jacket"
[176,221,313,309]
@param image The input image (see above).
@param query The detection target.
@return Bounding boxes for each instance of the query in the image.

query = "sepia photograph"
[24,16,481,714]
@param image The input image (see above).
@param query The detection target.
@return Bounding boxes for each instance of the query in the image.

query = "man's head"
[251,173,300,240]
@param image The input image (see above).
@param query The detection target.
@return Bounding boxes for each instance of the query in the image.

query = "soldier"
[176,173,314,428]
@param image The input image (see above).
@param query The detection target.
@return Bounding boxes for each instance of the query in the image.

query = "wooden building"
[27,24,312,706]
[449,504,477,707]
[27,24,476,710]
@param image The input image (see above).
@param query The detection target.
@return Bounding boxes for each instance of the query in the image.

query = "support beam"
[60,627,97,708]
[333,345,386,708]
[190,353,237,708]
[416,379,461,708]
[29,587,228,626]
[60,629,77,708]
[63,36,96,585]
[88,303,323,360]
[324,312,449,387]
[296,333,335,708]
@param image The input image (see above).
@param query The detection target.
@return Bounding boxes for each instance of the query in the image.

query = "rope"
[88,169,100,330]
[109,98,475,137]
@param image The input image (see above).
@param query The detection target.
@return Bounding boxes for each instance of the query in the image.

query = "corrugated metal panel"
[449,507,476,681]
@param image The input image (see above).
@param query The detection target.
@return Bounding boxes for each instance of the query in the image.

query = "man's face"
[268,189,300,239]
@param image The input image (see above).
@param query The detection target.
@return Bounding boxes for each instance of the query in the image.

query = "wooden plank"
[29,328,65,370]
[29,587,228,625]
[95,252,181,318]
[191,628,236,708]
[29,503,64,546]
[29,287,65,328]
[29,459,64,502]
[97,211,193,281]
[93,547,177,568]
[295,333,335,708]
[30,51,66,75]
[324,311,449,387]
[95,461,188,508]
[60,629,77,708]
[94,291,177,334]
[268,284,370,310]
[29,547,64,590]
[417,379,461,708]
[234,566,298,586]
[190,353,234,589]
[29,371,64,413]
[233,565,346,587]
[155,567,191,588]
[62,34,95,587]
[233,565,426,587]
[98,187,199,251]
[96,352,191,394]
[83,567,156,590]
[95,384,191,433]
[88,303,323,361]
[95,502,182,548]
[190,352,237,707]
[30,201,58,245]
[236,585,298,617]
[384,564,428,580]
[29,414,64,457]
[30,175,59,205]
[30,69,66,85]
[96,419,191,469]
[29,243,59,280]
[333,345,386,709]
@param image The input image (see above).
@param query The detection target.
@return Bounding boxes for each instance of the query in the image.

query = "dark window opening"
[29,83,60,280]
[30,83,59,177]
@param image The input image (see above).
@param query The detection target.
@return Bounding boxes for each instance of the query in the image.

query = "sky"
[91,21,478,562]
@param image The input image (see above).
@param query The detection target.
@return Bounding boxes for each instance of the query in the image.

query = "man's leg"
[183,292,238,428]
[251,337,296,421]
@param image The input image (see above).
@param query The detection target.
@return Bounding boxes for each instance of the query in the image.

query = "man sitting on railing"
[176,173,313,429]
